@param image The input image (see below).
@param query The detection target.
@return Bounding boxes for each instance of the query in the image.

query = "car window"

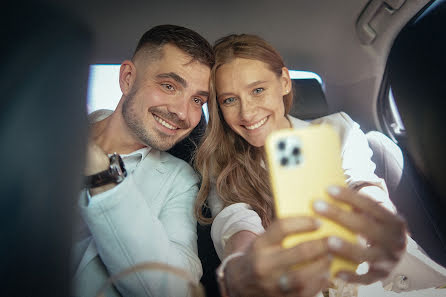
[87,65,323,123]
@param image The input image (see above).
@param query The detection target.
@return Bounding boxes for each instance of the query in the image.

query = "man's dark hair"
[133,24,214,68]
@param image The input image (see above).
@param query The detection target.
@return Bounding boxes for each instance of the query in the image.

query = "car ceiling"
[47,0,429,131]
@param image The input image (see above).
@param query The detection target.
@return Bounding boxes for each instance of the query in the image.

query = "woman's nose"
[239,98,256,122]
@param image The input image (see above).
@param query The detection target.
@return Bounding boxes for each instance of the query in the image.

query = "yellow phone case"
[265,124,358,277]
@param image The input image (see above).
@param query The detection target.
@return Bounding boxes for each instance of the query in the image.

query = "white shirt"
[209,112,386,259]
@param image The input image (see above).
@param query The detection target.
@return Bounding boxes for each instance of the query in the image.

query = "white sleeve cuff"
[211,203,265,259]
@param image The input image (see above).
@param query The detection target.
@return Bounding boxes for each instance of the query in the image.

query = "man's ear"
[119,60,136,95]
[280,67,292,95]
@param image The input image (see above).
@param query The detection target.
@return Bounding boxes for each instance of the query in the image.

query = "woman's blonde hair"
[194,34,293,227]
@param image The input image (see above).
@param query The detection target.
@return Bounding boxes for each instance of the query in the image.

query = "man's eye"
[162,83,175,91]
[253,87,264,95]
[193,97,204,105]
[223,97,236,104]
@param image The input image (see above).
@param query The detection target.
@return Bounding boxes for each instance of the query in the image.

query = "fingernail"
[327,185,341,196]
[327,253,334,262]
[313,200,329,213]
[328,236,343,250]
[314,218,322,227]
[374,260,394,272]
[337,272,349,281]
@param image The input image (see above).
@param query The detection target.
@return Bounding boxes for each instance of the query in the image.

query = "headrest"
[289,79,328,120]
[388,0,446,198]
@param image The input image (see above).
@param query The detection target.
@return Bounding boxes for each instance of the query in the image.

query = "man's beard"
[122,89,190,151]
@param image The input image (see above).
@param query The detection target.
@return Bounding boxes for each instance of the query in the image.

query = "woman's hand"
[224,217,332,297]
[313,185,407,284]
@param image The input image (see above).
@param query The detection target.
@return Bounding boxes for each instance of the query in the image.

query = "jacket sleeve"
[78,162,201,297]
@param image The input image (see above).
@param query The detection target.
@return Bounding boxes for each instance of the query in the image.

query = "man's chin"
[149,132,189,152]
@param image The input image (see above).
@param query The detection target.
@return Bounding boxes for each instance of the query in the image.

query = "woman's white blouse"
[208,112,446,293]
[209,112,386,258]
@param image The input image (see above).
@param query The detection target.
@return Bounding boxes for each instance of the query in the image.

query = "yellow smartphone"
[265,124,358,277]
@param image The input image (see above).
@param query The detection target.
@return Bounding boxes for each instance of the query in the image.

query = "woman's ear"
[119,60,137,95]
[280,67,292,95]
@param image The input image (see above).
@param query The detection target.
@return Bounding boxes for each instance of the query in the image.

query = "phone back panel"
[265,124,358,276]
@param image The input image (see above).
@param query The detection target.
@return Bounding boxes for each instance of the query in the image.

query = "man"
[72,25,214,297]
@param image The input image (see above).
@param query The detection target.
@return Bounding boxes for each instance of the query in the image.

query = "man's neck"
[91,108,145,155]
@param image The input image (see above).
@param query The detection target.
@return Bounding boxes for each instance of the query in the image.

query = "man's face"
[122,44,211,151]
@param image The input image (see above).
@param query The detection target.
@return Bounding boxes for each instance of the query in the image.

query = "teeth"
[154,114,177,130]
[246,117,267,130]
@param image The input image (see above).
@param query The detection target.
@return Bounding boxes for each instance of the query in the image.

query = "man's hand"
[84,142,115,196]
[84,142,109,176]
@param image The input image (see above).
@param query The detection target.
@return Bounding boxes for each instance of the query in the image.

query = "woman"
[194,34,412,297]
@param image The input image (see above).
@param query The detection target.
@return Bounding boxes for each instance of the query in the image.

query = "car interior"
[2,0,445,296]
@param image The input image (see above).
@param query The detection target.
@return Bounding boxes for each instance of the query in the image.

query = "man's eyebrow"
[156,72,187,88]
[197,91,209,98]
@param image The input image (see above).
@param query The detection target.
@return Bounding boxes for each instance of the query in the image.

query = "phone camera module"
[276,136,302,168]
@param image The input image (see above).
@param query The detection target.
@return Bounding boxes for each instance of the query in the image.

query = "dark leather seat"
[367,131,446,266]
[168,114,221,296]
[289,77,446,266]
[386,0,446,266]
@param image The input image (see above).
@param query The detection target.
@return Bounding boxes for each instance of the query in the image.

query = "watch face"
[110,153,127,183]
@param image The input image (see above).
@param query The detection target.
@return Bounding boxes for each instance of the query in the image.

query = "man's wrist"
[85,153,127,189]
[88,183,116,197]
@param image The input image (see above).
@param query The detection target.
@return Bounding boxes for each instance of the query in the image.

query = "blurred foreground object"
[0,2,92,296]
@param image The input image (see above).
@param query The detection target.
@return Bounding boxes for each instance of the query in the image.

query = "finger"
[286,255,332,293]
[256,217,320,247]
[327,186,406,226]
[336,268,390,285]
[294,276,331,297]
[268,238,329,271]
[326,236,399,263]
[313,200,404,251]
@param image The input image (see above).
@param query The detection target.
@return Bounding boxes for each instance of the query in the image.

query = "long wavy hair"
[194,34,294,227]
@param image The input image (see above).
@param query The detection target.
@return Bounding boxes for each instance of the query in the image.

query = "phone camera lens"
[292,147,300,156]
[278,141,286,151]
[280,157,289,166]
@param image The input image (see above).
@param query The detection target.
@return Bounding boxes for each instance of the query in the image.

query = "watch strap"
[85,153,127,188]
[85,167,115,188]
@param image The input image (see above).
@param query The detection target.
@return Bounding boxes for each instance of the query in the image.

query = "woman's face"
[215,58,291,147]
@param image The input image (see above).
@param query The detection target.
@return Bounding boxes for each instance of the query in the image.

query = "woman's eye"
[253,87,264,95]
[223,97,236,105]
[162,83,175,91]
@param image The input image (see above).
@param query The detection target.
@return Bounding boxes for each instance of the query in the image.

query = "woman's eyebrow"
[217,80,268,99]
[217,92,234,99]
[246,80,267,88]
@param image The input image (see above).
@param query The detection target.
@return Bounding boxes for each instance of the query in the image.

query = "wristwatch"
[85,153,127,188]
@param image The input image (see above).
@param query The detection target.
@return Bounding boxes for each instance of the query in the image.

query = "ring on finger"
[278,274,291,293]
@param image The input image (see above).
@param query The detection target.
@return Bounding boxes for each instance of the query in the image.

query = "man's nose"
[167,96,189,121]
